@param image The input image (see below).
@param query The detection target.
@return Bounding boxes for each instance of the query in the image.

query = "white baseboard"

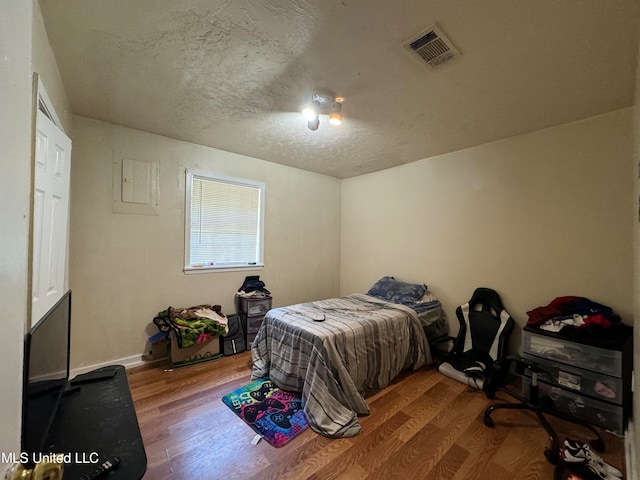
[626,420,637,480]
[70,354,158,378]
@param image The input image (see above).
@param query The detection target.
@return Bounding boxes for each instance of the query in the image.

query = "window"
[185,170,265,272]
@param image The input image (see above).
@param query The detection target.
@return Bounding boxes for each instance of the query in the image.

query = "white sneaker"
[562,439,623,479]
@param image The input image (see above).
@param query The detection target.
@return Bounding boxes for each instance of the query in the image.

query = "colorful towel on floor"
[222,377,308,447]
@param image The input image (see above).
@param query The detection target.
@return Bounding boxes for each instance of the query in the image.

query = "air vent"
[403,24,460,68]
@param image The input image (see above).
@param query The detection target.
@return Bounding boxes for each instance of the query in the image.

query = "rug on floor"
[221,377,308,447]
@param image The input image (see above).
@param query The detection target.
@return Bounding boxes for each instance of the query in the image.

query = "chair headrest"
[468,288,505,312]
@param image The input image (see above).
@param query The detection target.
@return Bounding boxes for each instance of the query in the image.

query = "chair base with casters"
[483,355,605,465]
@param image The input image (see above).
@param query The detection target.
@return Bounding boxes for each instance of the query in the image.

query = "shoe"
[563,439,623,478]
[561,439,623,479]
[558,458,619,480]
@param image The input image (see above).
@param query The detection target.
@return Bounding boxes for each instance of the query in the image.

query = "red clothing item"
[581,314,613,329]
[527,296,587,326]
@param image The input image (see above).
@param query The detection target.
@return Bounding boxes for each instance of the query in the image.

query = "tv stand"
[61,383,81,396]
[70,367,117,385]
[45,365,147,479]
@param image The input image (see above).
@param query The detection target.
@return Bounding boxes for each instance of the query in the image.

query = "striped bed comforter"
[251,293,432,438]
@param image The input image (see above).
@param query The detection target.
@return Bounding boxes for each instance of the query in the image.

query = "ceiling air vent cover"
[403,24,460,68]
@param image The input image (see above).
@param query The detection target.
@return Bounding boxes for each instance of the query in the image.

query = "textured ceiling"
[40,0,640,178]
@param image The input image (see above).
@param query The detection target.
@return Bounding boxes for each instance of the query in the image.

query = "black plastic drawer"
[523,377,624,432]
[522,353,623,405]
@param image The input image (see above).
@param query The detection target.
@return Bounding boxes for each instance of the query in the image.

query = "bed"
[251,277,447,438]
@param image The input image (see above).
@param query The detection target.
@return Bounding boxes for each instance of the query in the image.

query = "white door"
[32,108,72,323]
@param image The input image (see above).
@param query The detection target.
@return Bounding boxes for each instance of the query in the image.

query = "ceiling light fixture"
[302,100,320,122]
[307,116,320,131]
[302,93,343,130]
[329,98,343,126]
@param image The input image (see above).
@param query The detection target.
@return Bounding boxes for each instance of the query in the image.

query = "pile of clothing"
[237,275,270,297]
[527,296,631,347]
[153,304,228,348]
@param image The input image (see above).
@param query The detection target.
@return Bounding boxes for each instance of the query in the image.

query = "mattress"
[251,293,435,438]
[416,303,448,341]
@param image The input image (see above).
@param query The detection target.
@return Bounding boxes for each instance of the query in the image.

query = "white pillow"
[416,291,438,304]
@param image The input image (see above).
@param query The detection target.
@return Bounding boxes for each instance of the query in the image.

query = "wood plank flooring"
[127,352,626,479]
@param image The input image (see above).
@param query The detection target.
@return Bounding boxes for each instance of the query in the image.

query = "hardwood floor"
[127,352,626,479]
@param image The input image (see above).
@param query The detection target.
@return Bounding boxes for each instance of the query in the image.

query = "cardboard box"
[143,338,168,362]
[143,331,169,362]
[169,333,221,368]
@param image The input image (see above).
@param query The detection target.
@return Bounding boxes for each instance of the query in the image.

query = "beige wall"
[341,109,634,350]
[68,117,341,368]
[0,0,33,465]
[32,1,72,135]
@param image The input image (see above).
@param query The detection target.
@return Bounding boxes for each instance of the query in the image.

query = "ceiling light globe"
[307,117,320,131]
[302,100,320,121]
[302,107,317,121]
[329,113,342,126]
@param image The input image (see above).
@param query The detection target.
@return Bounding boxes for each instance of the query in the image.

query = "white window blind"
[185,170,264,271]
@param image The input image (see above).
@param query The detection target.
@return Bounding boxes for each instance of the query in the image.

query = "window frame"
[184,169,265,274]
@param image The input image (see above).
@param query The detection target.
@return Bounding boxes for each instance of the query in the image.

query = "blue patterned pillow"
[367,276,427,305]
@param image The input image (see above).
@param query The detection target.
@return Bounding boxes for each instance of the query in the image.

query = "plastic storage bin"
[522,329,622,376]
[247,315,265,334]
[240,297,272,316]
[238,295,272,349]
[521,352,623,405]
[247,331,259,346]
[523,377,624,432]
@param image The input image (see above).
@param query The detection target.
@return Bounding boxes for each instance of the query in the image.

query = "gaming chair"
[437,287,514,396]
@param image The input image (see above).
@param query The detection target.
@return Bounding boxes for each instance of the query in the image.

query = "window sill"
[183,264,264,275]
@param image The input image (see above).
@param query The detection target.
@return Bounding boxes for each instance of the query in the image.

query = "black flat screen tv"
[21,290,71,466]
